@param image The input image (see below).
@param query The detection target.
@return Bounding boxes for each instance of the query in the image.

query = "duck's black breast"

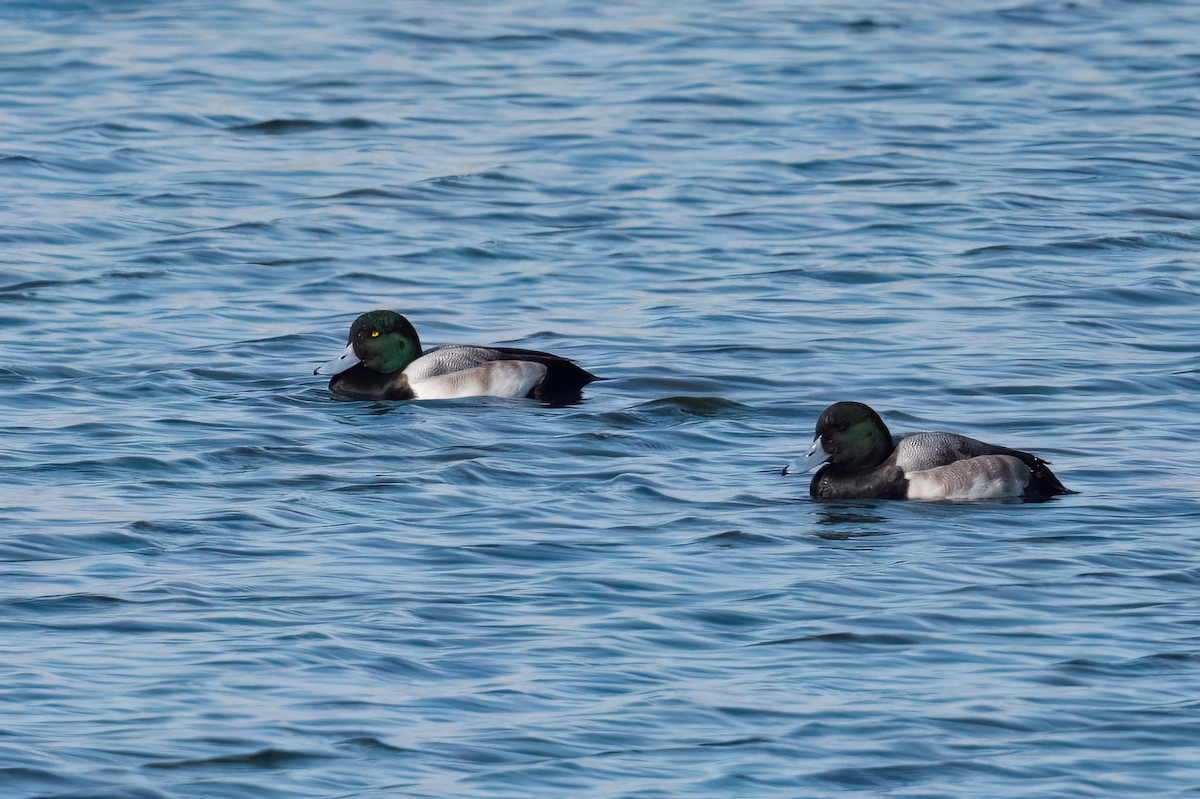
[328,365,415,401]
[810,464,909,500]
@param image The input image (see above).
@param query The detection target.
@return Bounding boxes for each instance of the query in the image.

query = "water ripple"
[3,0,1200,797]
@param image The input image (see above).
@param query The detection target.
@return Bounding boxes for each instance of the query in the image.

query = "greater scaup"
[791,401,1072,501]
[315,310,600,405]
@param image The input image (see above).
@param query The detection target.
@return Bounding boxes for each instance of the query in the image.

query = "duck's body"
[798,402,1071,501]
[316,311,599,405]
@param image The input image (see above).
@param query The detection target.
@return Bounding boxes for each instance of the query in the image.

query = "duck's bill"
[314,343,360,376]
[782,436,828,476]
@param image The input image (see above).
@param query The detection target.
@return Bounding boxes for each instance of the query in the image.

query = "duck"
[790,401,1072,501]
[315,310,601,405]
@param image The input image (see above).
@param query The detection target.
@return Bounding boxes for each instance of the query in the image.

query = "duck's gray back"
[405,345,507,382]
[893,432,1010,472]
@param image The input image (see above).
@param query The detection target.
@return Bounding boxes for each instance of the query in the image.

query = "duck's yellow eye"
[371,331,380,338]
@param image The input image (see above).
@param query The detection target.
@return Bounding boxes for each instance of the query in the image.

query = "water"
[3,0,1200,796]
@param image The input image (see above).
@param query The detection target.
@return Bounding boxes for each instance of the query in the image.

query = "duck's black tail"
[1024,459,1075,500]
[532,361,604,406]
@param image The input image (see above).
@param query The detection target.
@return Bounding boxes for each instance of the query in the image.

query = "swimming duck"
[315,310,601,404]
[791,401,1072,501]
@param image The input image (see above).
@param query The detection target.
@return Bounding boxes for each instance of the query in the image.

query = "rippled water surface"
[4,1,1200,796]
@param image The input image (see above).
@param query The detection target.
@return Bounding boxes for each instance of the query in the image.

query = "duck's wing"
[895,432,1071,498]
[893,432,1047,473]
[401,346,498,381]
[406,345,598,403]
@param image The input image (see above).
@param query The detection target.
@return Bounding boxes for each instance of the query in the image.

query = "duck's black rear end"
[490,347,602,406]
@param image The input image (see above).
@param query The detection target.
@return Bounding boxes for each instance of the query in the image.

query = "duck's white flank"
[409,359,547,400]
[904,455,1031,500]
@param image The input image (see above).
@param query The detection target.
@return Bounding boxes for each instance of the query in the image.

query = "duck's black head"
[346,310,422,373]
[814,401,894,470]
[315,310,423,377]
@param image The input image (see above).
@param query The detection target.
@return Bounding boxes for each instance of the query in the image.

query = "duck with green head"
[315,310,601,405]
[789,401,1073,501]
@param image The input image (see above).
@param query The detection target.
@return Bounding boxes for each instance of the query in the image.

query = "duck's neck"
[835,409,895,469]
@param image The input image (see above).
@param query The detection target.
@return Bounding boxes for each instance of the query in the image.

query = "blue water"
[3,1,1200,796]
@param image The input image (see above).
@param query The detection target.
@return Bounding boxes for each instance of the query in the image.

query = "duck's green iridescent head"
[812,401,893,470]
[315,310,422,376]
